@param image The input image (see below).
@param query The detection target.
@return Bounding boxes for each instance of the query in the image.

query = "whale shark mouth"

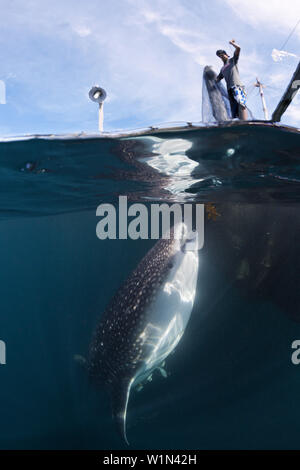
[181,230,199,252]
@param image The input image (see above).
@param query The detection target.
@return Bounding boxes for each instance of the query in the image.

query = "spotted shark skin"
[87,223,199,444]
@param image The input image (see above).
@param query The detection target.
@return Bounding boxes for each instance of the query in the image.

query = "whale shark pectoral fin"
[110,377,133,446]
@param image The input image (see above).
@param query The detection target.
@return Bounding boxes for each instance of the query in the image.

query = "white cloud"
[271,49,298,62]
[225,0,300,37]
[73,26,92,37]
[285,101,300,121]
[269,72,291,86]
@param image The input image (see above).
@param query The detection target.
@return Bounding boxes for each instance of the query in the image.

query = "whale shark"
[87,223,199,444]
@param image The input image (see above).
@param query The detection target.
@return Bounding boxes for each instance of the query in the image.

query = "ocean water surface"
[0,121,300,449]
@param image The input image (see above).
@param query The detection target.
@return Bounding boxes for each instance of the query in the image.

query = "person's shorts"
[228,86,247,118]
[228,88,239,118]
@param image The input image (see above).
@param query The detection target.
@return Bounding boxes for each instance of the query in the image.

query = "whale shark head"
[171,222,199,253]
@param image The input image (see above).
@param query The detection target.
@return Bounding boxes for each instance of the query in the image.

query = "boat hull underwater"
[87,223,199,444]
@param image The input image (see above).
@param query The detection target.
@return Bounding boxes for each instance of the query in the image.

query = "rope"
[246,85,256,98]
[279,18,300,50]
[245,79,255,91]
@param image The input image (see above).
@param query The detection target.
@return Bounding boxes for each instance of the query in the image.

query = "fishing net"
[202,66,254,122]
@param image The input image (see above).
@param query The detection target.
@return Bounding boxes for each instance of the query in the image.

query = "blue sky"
[0,0,299,135]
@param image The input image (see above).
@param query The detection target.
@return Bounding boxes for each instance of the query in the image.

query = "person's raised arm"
[215,72,223,83]
[229,39,240,63]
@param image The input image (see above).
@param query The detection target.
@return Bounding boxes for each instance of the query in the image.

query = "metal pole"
[89,86,107,133]
[98,102,104,133]
[255,78,269,120]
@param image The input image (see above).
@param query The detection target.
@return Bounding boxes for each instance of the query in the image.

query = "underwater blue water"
[0,122,300,449]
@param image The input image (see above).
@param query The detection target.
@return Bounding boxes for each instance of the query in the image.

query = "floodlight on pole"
[89,86,107,132]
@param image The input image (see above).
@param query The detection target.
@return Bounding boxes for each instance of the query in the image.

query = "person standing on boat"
[215,40,248,120]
